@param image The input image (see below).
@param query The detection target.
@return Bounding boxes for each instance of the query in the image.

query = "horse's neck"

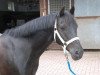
[4,13,57,37]
[11,28,54,75]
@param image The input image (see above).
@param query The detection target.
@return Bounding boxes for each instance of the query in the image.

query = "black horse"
[0,7,83,75]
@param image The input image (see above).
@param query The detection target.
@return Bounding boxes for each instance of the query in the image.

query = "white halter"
[54,19,79,55]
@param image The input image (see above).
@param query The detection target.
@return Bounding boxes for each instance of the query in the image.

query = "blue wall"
[74,0,100,49]
[75,0,100,17]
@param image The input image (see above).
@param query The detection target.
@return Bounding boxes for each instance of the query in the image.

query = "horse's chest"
[11,39,32,74]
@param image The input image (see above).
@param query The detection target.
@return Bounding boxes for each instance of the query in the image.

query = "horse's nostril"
[75,51,79,55]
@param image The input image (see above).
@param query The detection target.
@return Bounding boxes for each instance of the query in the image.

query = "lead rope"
[63,45,76,75]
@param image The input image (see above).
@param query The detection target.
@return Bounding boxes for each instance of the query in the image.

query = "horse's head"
[54,7,84,60]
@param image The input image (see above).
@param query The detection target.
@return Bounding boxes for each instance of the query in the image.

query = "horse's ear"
[70,6,75,15]
[59,6,65,17]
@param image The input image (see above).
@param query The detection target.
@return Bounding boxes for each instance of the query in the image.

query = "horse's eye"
[60,26,65,30]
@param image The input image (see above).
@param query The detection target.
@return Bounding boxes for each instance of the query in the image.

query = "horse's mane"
[3,13,57,37]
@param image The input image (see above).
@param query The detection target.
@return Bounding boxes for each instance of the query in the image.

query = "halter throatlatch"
[54,19,79,56]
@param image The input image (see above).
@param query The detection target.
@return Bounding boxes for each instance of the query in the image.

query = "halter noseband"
[54,19,79,54]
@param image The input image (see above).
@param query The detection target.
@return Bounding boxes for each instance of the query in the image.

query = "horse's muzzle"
[66,41,84,60]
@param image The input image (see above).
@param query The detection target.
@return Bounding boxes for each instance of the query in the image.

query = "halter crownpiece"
[54,19,79,53]
[0,33,2,36]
